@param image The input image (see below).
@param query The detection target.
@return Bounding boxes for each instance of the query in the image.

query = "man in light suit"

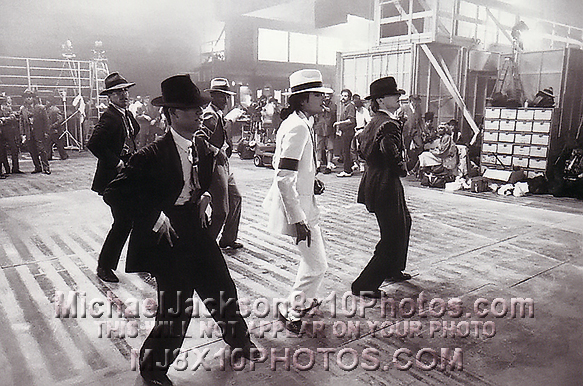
[263,69,331,334]
[104,74,258,386]
[87,72,139,283]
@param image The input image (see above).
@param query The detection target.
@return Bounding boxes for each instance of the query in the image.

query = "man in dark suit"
[20,89,51,174]
[45,98,68,161]
[202,78,243,249]
[104,75,258,386]
[87,72,139,283]
[0,94,22,175]
[353,77,412,298]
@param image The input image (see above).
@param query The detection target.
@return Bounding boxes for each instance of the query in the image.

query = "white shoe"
[351,163,359,172]
[337,171,352,177]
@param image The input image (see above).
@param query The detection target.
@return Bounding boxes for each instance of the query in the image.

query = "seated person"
[447,119,469,178]
[418,123,459,174]
[421,111,437,148]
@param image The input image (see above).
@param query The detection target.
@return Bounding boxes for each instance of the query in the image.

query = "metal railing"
[0,55,109,148]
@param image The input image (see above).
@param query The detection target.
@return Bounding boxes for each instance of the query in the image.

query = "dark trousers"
[136,122,150,149]
[352,178,411,292]
[350,129,364,167]
[341,128,355,173]
[140,206,250,374]
[4,132,20,172]
[97,205,132,270]
[27,135,49,172]
[0,136,9,174]
[46,131,68,160]
[208,159,242,244]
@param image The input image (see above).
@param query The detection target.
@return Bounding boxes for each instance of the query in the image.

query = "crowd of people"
[0,90,70,178]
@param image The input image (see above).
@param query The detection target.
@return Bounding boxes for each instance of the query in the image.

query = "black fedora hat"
[151,74,211,109]
[540,87,554,97]
[365,76,405,100]
[100,72,135,95]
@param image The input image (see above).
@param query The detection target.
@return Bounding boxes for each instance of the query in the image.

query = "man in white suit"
[263,69,332,334]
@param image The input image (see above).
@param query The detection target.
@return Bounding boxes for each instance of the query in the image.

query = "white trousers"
[287,223,328,308]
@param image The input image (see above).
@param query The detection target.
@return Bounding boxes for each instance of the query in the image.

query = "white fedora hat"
[204,77,236,95]
[285,69,333,96]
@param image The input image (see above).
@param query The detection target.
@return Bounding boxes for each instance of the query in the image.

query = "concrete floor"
[0,152,581,386]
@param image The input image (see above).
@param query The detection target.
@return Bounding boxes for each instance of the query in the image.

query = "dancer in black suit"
[104,75,258,386]
[87,72,139,282]
[352,77,412,299]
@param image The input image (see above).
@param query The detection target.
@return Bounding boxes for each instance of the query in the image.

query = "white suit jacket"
[263,111,320,236]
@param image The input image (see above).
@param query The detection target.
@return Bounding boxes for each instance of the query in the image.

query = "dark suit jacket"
[87,104,139,194]
[357,111,407,213]
[103,131,215,274]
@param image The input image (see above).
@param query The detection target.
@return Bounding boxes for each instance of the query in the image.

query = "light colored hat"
[285,69,333,96]
[205,77,236,95]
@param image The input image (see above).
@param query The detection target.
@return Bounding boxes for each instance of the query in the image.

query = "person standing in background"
[314,94,336,174]
[20,89,51,174]
[351,93,371,173]
[0,94,22,174]
[334,88,356,177]
[45,98,68,161]
[202,77,244,250]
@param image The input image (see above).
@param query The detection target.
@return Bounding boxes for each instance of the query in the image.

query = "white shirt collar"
[296,110,314,129]
[110,103,126,115]
[170,128,193,152]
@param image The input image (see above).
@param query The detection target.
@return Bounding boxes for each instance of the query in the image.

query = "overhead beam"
[421,44,480,143]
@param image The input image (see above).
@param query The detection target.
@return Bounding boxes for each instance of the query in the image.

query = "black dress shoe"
[219,240,243,249]
[278,309,303,334]
[140,371,174,386]
[96,267,119,283]
[351,289,387,299]
[43,169,51,175]
[386,272,412,282]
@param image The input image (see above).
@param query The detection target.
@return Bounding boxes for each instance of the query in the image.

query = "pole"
[62,98,70,148]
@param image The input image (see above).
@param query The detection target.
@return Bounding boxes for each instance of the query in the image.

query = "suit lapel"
[161,131,186,207]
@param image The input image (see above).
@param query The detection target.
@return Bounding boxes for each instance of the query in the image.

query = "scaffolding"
[342,0,583,144]
[0,55,109,149]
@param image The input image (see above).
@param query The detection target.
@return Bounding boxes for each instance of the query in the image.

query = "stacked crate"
[481,107,557,178]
